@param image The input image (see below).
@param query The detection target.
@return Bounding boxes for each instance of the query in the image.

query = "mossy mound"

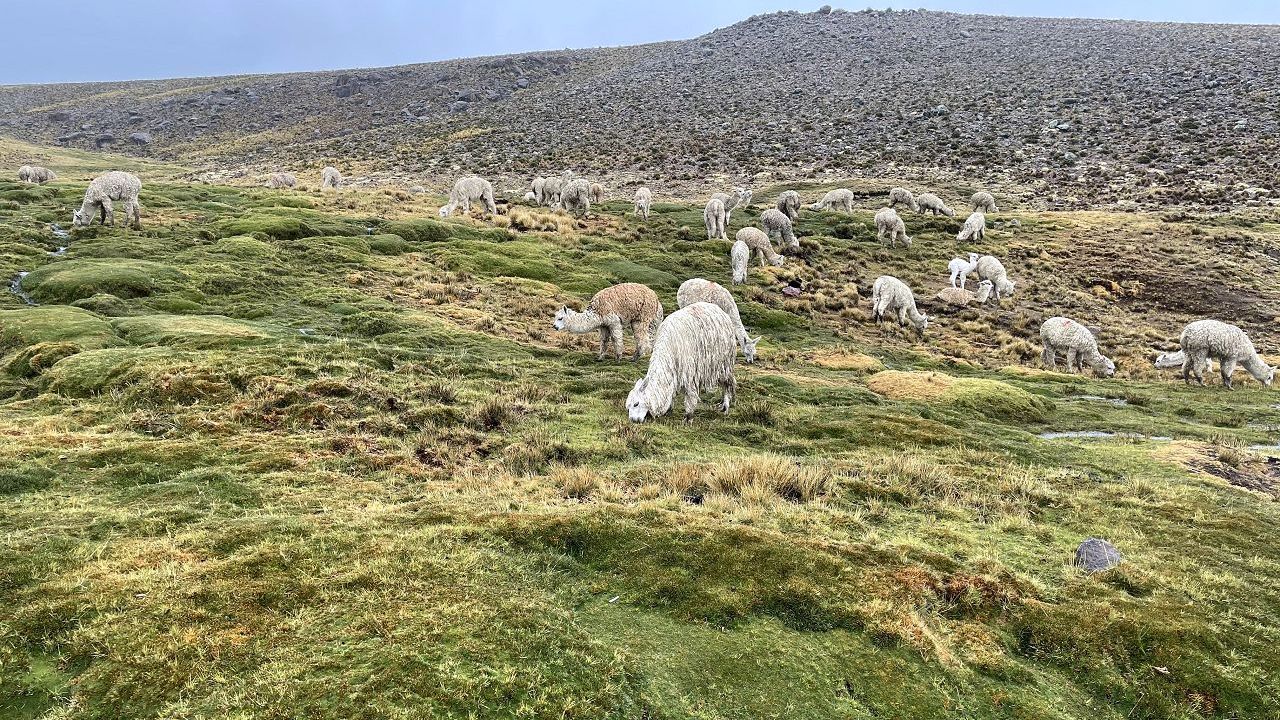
[22,259,186,303]
[211,214,320,242]
[0,305,122,351]
[209,235,278,260]
[866,370,1052,422]
[112,314,273,348]
[70,293,135,317]
[368,234,411,255]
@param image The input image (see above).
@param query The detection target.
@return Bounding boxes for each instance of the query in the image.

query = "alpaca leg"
[630,321,644,362]
[683,385,700,423]
[597,328,608,361]
[1042,345,1056,370]
[610,318,624,361]
[1221,357,1237,389]
[1066,348,1079,373]
[101,198,114,226]
[721,374,736,414]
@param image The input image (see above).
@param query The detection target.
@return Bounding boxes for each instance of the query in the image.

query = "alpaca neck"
[562,309,603,334]
[1243,353,1271,381]
[641,356,677,416]
[906,306,925,325]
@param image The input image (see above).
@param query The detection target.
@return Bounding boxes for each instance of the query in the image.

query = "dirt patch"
[1193,456,1280,500]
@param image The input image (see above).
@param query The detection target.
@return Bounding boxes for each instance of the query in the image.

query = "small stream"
[1070,395,1128,407]
[7,272,36,306]
[1039,430,1171,441]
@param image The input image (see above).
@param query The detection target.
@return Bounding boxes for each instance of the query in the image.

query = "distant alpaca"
[321,166,343,190]
[589,182,604,204]
[948,253,980,288]
[776,190,802,220]
[915,193,954,217]
[267,172,296,189]
[759,208,798,249]
[887,187,918,211]
[19,165,56,184]
[808,188,855,213]
[871,275,929,336]
[874,207,911,248]
[956,211,986,242]
[634,187,652,220]
[704,198,728,240]
[971,191,998,213]
[735,227,784,267]
[558,178,593,217]
[439,176,498,218]
[1179,319,1274,389]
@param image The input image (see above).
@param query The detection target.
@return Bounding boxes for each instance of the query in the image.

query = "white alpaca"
[589,182,604,204]
[956,211,986,242]
[531,177,547,204]
[948,253,980,288]
[73,171,142,229]
[971,191,998,213]
[759,208,798,249]
[711,188,752,224]
[735,227,784,267]
[704,198,728,240]
[808,188,855,212]
[19,165,56,184]
[321,166,343,190]
[974,255,1016,300]
[776,190,802,220]
[1040,317,1116,377]
[934,281,993,307]
[874,207,911,248]
[634,187,652,220]
[541,176,565,207]
[558,178,593,216]
[871,275,929,336]
[677,277,761,362]
[267,172,296,189]
[1155,351,1212,376]
[1179,320,1274,389]
[625,302,738,423]
[439,176,498,218]
[915,193,954,216]
[730,240,750,284]
[888,187,918,211]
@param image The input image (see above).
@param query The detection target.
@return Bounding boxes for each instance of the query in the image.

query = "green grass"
[2,145,1280,718]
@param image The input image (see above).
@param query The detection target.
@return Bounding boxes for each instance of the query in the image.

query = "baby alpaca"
[73,171,142,229]
[759,208,798,249]
[1040,317,1116,377]
[948,253,980,288]
[590,182,604,204]
[956,211,986,242]
[730,240,750,284]
[871,275,929,336]
[971,191,998,213]
[808,188,855,213]
[934,281,993,307]
[874,207,911,248]
[626,302,738,423]
[634,187,652,219]
[677,277,762,362]
[915,193,955,217]
[1179,319,1274,389]
[439,176,498,218]
[887,187,918,212]
[554,283,663,362]
[704,198,729,240]
[735,227,785,268]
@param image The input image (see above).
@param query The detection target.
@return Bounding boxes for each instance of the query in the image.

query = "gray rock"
[450,101,470,113]
[94,133,116,147]
[129,132,152,145]
[1074,537,1123,573]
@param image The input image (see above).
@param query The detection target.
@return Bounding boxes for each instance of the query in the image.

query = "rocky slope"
[2,8,1279,207]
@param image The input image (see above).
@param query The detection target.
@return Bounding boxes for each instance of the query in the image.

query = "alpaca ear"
[633,378,646,391]
[751,336,763,345]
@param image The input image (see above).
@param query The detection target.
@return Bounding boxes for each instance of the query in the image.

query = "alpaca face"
[72,208,88,227]
[743,336,762,363]
[1097,357,1117,378]
[626,379,651,422]
[438,206,450,218]
[553,307,570,330]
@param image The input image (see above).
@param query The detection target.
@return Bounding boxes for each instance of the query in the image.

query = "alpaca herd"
[13,161,1275,424]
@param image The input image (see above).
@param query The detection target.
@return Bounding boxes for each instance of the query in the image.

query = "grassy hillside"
[2,142,1280,718]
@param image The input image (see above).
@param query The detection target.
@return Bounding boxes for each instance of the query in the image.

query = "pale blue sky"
[5,1,1278,85]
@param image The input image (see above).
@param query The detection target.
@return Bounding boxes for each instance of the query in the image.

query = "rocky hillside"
[2,8,1280,207]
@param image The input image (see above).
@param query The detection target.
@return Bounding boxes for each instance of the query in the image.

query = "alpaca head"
[968,252,979,264]
[1096,356,1117,378]
[999,278,1016,296]
[626,378,653,422]
[772,254,785,267]
[437,205,450,218]
[942,207,956,217]
[72,207,89,227]
[1262,365,1276,388]
[743,335,762,363]
[915,314,930,336]
[553,306,572,331]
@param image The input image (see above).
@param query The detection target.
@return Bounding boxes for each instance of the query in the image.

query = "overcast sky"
[5,1,1279,85]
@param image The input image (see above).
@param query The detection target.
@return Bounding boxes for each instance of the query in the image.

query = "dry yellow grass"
[865,370,955,400]
[809,348,884,372]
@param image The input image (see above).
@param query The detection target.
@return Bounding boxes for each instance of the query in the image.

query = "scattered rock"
[1074,538,1123,573]
[129,132,152,145]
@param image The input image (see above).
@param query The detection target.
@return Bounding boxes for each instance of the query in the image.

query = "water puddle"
[50,223,69,239]
[7,272,36,305]
[1070,395,1128,406]
[1040,430,1171,441]
[48,246,68,257]
[1249,444,1280,455]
